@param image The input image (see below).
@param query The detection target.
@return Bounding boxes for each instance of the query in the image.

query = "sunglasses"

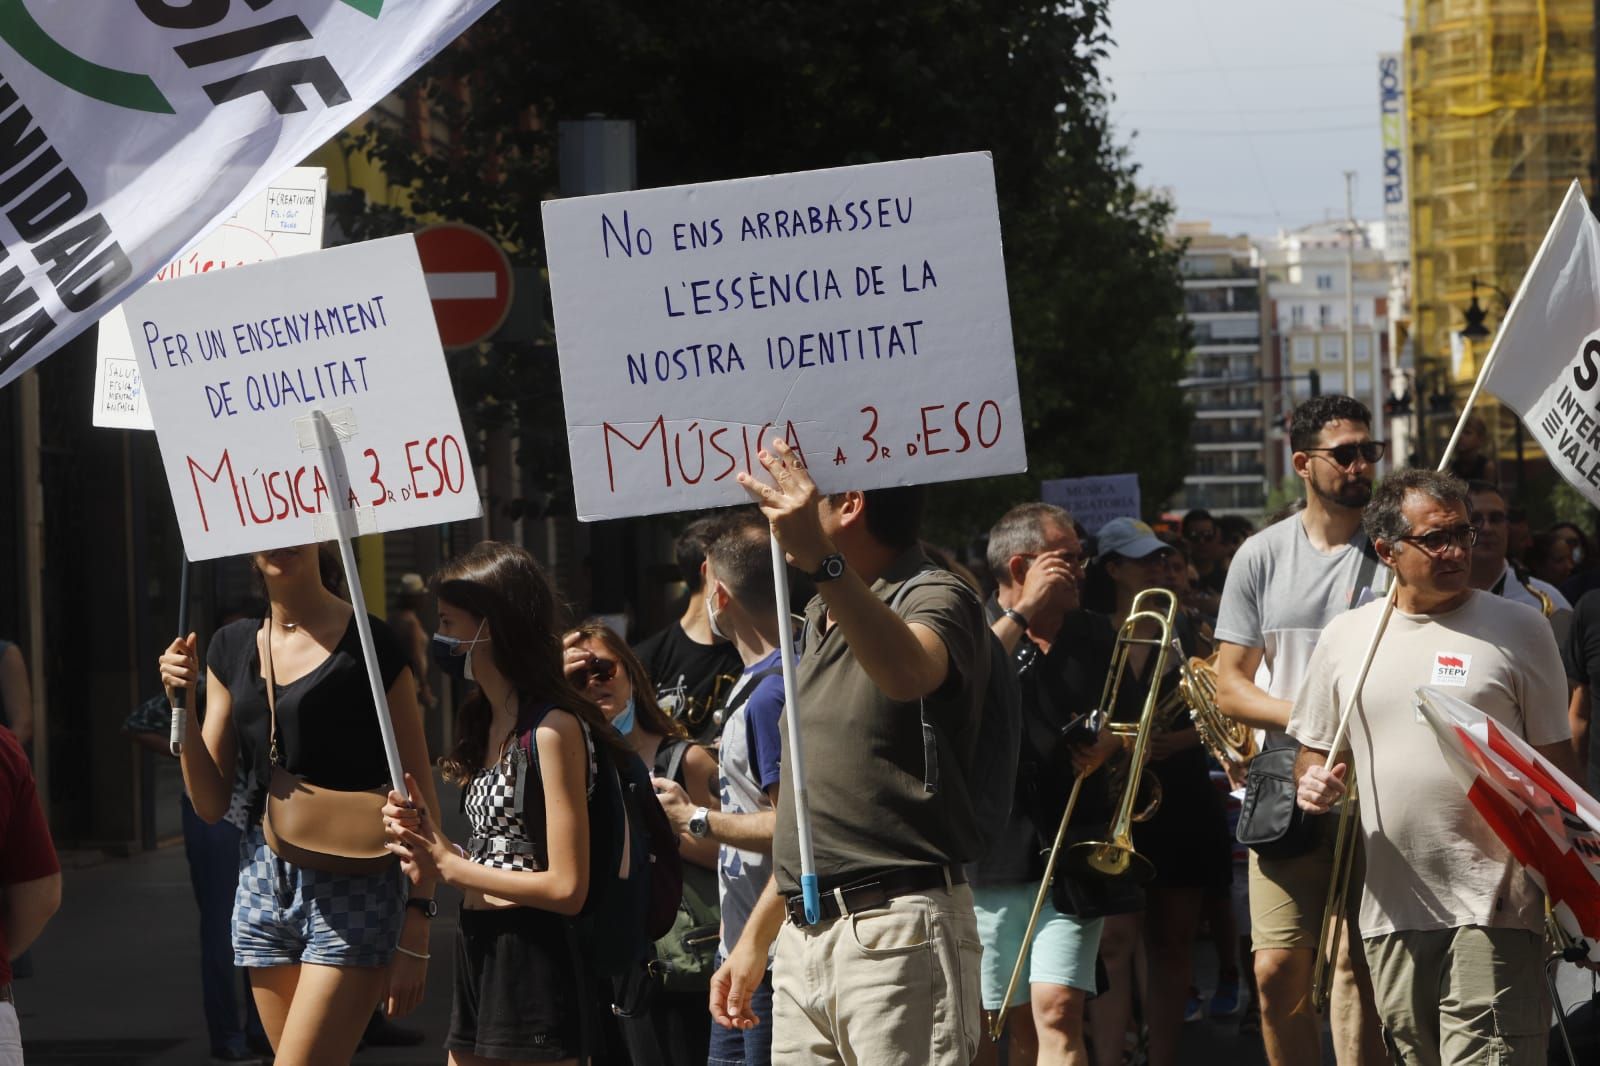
[1398,524,1478,555]
[579,656,618,685]
[1302,440,1387,467]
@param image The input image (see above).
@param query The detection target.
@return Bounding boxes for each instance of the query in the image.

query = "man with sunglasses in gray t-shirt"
[1213,395,1388,1066]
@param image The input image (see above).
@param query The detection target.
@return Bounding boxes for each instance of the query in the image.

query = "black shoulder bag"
[1235,538,1380,860]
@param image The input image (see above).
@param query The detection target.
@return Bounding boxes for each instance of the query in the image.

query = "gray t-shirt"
[1214,513,1387,746]
[1288,592,1569,937]
[716,652,784,958]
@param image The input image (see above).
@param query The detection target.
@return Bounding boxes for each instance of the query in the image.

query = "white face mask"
[705,585,727,641]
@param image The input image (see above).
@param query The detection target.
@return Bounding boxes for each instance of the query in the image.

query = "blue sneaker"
[1209,980,1241,1018]
[1184,987,1203,1023]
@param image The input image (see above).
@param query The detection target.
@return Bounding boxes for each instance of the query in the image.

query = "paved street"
[11,826,1594,1065]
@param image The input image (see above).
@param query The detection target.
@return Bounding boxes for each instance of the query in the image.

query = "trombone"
[989,587,1179,1040]
[1064,586,1178,883]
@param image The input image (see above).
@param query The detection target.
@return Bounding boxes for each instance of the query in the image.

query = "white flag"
[1480,180,1600,505]
[0,0,496,389]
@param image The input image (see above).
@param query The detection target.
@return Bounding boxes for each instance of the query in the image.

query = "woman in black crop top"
[159,543,441,1065]
[381,541,628,1065]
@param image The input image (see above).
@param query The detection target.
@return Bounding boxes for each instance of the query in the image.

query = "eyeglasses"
[1397,525,1478,555]
[1018,551,1086,568]
[1185,530,1216,543]
[1301,440,1387,467]
[579,656,618,685]
[1469,510,1508,528]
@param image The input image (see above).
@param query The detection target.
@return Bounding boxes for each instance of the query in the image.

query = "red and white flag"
[1415,685,1600,961]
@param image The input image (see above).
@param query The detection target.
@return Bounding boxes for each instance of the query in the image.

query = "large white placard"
[93,168,329,430]
[124,234,481,561]
[1040,474,1141,534]
[542,152,1027,520]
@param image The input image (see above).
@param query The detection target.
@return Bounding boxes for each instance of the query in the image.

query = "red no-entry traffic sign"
[415,222,514,349]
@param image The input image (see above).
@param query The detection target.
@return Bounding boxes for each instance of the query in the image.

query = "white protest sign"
[1040,474,1141,534]
[93,168,328,430]
[542,152,1027,520]
[124,234,481,561]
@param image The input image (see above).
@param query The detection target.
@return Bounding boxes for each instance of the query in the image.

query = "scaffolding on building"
[1406,0,1595,471]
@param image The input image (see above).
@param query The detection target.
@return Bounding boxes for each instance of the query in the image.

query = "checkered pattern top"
[464,754,543,871]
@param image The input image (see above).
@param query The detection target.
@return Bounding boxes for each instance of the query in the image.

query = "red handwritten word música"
[602,418,806,493]
[598,398,1008,495]
[184,435,467,532]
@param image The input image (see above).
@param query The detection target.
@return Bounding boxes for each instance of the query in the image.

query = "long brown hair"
[567,621,688,742]
[435,542,627,784]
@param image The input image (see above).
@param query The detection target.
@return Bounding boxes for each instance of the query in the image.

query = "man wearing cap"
[1213,395,1388,1066]
[1087,516,1231,1066]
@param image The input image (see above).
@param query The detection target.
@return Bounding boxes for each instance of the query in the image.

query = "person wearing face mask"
[563,621,721,1066]
[382,541,634,1065]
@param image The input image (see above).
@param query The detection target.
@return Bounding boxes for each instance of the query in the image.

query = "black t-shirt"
[975,610,1118,885]
[207,613,410,820]
[1560,590,1600,798]
[631,621,743,743]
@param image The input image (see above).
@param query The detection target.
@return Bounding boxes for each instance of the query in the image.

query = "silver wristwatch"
[688,806,711,838]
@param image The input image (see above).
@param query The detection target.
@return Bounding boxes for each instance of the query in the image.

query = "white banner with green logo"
[0,0,496,388]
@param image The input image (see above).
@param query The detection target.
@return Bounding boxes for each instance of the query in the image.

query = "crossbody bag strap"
[257,620,280,767]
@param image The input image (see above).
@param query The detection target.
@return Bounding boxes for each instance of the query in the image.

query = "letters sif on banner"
[123,235,480,561]
[542,152,1029,521]
[0,0,496,390]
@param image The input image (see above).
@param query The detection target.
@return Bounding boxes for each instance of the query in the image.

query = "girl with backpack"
[381,542,630,1065]
[562,622,721,1066]
[158,543,440,1065]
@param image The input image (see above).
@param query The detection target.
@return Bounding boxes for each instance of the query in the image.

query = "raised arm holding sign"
[543,152,1026,1064]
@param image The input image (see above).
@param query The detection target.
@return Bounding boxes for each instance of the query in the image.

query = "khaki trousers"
[772,882,982,1065]
[1364,925,1547,1066]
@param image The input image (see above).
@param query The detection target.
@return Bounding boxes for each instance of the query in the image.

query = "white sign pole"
[310,408,408,800]
[769,537,819,924]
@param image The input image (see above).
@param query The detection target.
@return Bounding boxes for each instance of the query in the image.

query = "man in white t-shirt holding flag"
[1293,469,1582,1066]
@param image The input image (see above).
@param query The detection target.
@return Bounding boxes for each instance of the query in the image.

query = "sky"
[1099,0,1406,238]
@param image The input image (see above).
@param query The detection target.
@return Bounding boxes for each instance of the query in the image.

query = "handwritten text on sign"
[542,152,1027,520]
[93,168,329,431]
[124,234,480,560]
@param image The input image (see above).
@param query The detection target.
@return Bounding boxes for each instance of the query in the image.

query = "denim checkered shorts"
[232,822,405,968]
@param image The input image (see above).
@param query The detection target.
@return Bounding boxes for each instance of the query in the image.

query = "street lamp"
[1460,283,1491,341]
[1456,277,1523,489]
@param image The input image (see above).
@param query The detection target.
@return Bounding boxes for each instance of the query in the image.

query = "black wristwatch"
[809,553,847,583]
[406,898,438,919]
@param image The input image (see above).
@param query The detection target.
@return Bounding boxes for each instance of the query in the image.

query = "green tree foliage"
[344,0,1190,535]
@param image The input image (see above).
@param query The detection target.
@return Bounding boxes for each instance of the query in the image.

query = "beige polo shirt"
[1288,591,1570,938]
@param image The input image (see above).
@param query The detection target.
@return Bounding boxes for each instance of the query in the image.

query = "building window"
[1324,336,1344,362]
[1316,274,1333,290]
[1323,371,1346,395]
[1319,304,1332,326]
[1292,337,1315,363]
[1354,370,1372,393]
[1291,305,1305,327]
[1353,334,1371,360]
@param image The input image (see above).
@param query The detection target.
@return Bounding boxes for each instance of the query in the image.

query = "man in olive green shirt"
[711,438,990,1065]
